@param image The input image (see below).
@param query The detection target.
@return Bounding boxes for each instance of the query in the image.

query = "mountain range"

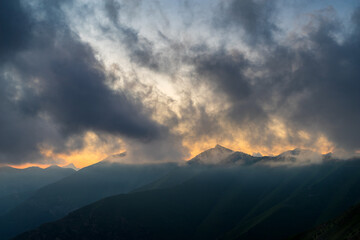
[0,165,75,198]
[5,145,360,240]
[12,160,360,239]
[188,144,327,167]
[2,145,360,240]
[0,166,75,216]
[0,161,178,240]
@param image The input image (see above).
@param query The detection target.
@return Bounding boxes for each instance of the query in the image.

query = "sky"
[0,0,359,168]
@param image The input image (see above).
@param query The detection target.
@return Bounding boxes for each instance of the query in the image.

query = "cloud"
[215,0,278,45]
[1,0,360,165]
[104,0,122,24]
[182,4,360,154]
[15,29,161,139]
[279,8,360,151]
[0,0,31,58]
[193,49,268,126]
[0,0,173,164]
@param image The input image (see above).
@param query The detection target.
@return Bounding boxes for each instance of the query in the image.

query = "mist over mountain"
[188,145,332,167]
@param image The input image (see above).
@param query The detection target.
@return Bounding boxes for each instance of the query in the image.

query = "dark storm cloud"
[193,49,268,126]
[215,0,278,45]
[194,50,250,101]
[2,0,359,165]
[275,9,360,151]
[15,25,161,139]
[0,0,165,164]
[0,0,31,58]
[210,4,360,151]
[0,72,56,163]
[100,0,360,153]
[0,0,44,163]
[186,3,360,152]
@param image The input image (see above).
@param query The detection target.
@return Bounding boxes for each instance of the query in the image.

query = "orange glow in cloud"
[183,120,335,160]
[9,132,125,169]
[39,132,125,169]
[8,120,336,169]
[183,138,294,160]
[42,150,108,169]
[184,135,334,160]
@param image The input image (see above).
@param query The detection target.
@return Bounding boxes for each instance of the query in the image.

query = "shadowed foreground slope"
[0,162,178,240]
[289,203,360,240]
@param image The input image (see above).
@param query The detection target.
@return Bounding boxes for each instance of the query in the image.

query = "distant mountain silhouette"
[0,166,75,198]
[0,166,75,216]
[13,159,360,240]
[0,161,178,239]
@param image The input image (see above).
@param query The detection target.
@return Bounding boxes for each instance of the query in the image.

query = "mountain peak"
[208,144,234,155]
[214,144,232,151]
[63,163,79,171]
[188,145,234,165]
[46,165,61,169]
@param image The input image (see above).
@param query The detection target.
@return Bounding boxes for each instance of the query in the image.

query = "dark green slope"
[289,203,360,240]
[0,162,178,240]
[13,160,360,240]
[226,159,360,240]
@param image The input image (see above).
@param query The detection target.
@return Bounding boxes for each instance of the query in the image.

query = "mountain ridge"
[12,159,360,240]
[0,161,179,240]
[188,145,331,167]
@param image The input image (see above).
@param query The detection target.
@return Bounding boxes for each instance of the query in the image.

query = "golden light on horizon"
[41,132,126,168]
[7,124,336,169]
[8,162,53,169]
[183,119,335,160]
